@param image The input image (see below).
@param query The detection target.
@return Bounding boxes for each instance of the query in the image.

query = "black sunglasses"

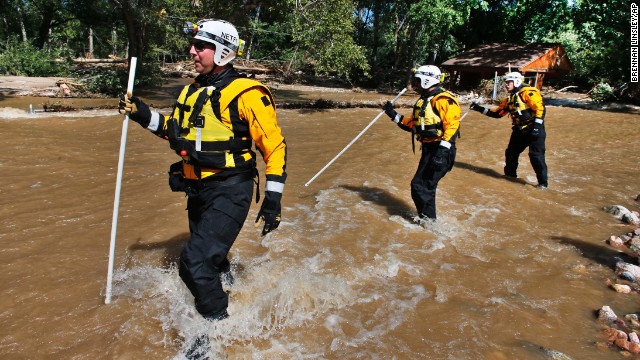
[191,41,212,51]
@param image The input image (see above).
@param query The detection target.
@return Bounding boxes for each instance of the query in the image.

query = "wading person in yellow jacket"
[469,71,548,188]
[383,65,461,221]
[118,19,287,356]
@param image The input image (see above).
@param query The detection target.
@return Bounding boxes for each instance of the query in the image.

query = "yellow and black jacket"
[396,88,461,144]
[142,68,286,186]
[485,86,545,128]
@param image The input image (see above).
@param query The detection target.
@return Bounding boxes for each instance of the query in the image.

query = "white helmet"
[413,65,443,90]
[192,19,244,66]
[504,72,524,87]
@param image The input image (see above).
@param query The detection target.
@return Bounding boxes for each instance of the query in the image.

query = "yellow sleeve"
[400,112,413,128]
[237,87,287,181]
[521,88,545,119]
[434,96,461,142]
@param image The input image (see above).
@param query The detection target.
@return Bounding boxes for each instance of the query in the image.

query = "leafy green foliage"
[0,0,631,92]
[82,67,126,96]
[288,0,370,80]
[82,63,163,96]
[0,38,72,76]
[243,22,292,62]
[570,0,628,85]
[407,0,467,64]
[589,82,615,103]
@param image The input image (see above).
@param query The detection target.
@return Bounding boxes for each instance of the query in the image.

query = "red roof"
[441,43,573,73]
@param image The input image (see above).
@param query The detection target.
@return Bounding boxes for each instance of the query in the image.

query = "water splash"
[0,107,116,119]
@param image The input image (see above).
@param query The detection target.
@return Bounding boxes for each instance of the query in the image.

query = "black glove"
[469,102,484,112]
[430,145,450,171]
[119,93,151,127]
[383,101,398,120]
[531,120,543,138]
[256,190,282,235]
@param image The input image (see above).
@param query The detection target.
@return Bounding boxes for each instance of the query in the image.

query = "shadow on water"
[295,107,331,114]
[552,235,634,270]
[127,232,249,278]
[545,98,640,115]
[128,233,189,268]
[516,339,574,360]
[340,184,415,220]
[454,160,529,185]
[272,89,313,102]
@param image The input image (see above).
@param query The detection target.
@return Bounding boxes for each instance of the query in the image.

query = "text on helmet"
[221,32,237,43]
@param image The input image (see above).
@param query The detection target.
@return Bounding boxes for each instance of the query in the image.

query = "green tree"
[0,38,71,76]
[570,0,629,85]
[407,0,470,66]
[287,0,370,80]
[0,0,632,93]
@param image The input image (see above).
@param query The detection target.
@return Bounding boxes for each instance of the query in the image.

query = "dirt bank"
[0,76,65,96]
[2,75,640,114]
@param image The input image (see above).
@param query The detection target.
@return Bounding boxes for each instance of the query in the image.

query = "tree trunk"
[36,2,56,49]
[111,0,142,61]
[372,0,381,66]
[17,5,27,43]
[88,27,94,58]
[407,24,417,65]
[428,43,439,65]
[392,5,406,71]
[119,3,141,63]
[112,27,117,56]
[354,1,368,45]
[1,16,7,37]
[245,5,261,61]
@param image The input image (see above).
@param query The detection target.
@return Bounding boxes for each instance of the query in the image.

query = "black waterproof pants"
[178,178,253,320]
[504,125,548,186]
[410,142,456,219]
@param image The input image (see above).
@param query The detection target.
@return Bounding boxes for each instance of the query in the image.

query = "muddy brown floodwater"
[0,87,639,359]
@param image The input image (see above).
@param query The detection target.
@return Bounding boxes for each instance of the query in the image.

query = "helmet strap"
[209,62,229,75]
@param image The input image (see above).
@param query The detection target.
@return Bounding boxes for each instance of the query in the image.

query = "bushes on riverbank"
[0,39,72,77]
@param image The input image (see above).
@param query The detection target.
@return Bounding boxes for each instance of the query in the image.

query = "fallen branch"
[552,85,578,93]
[73,58,128,64]
[234,65,274,73]
[56,79,85,87]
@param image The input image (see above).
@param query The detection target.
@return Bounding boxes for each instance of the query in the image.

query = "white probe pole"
[304,88,408,187]
[460,97,484,122]
[459,107,473,121]
[105,57,138,304]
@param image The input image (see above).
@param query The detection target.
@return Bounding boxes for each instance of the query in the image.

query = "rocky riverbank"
[597,195,640,355]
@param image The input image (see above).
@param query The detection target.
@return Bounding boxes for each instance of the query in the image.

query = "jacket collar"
[194,65,238,87]
[422,86,444,99]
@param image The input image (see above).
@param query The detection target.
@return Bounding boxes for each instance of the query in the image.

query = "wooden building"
[441,43,573,90]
